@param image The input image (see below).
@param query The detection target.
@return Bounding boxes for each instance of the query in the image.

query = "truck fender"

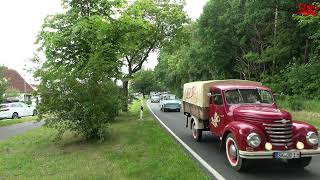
[220,121,266,151]
[190,116,204,130]
[292,120,318,149]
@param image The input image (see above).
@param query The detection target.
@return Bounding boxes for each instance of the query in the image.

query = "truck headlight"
[306,132,319,145]
[247,133,261,148]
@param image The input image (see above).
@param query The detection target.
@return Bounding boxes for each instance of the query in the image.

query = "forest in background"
[152,0,320,99]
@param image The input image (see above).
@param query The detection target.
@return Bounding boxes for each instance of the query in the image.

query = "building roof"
[4,69,34,93]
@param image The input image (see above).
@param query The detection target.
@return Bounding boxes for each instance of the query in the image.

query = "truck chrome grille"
[263,120,293,146]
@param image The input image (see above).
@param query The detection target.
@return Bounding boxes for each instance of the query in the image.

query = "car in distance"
[0,102,37,119]
[160,99,181,112]
[151,95,160,103]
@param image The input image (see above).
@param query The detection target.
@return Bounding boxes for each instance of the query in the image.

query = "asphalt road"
[147,101,320,180]
[0,121,44,141]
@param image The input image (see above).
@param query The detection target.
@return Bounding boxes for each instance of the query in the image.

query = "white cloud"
[0,0,208,82]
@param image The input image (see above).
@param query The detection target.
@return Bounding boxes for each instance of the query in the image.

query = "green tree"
[118,0,188,111]
[36,0,123,140]
[0,66,7,103]
[155,0,320,100]
[130,70,155,98]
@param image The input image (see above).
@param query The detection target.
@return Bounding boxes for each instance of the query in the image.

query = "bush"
[38,77,119,140]
[263,55,320,99]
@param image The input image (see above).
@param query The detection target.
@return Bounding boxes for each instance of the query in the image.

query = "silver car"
[151,96,160,103]
[160,99,181,112]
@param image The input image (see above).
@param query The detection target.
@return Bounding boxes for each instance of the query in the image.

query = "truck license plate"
[274,152,301,159]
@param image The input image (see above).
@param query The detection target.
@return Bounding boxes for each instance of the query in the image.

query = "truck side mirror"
[207,93,212,97]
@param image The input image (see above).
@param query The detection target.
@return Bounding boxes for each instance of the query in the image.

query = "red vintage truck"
[183,80,320,171]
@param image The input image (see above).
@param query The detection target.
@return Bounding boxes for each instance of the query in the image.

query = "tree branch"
[132,42,156,73]
[125,56,133,75]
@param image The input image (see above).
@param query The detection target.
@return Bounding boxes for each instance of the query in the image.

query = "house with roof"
[3,69,38,105]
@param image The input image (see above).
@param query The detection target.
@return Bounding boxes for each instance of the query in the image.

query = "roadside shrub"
[37,76,119,140]
[263,55,320,99]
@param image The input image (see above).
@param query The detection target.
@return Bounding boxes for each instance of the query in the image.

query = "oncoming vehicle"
[183,80,320,171]
[160,99,181,112]
[151,95,160,103]
[0,102,37,119]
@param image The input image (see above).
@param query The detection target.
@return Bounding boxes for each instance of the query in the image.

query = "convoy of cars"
[149,92,181,112]
[0,102,37,119]
[182,80,320,171]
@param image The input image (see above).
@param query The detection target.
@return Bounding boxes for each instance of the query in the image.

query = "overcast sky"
[0,0,208,83]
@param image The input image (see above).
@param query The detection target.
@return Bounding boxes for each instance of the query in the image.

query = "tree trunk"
[122,80,129,112]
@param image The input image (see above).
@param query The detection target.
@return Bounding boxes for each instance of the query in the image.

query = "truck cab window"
[212,91,223,105]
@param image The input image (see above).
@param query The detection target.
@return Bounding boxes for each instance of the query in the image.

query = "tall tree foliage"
[118,0,188,111]
[130,69,157,98]
[155,0,320,99]
[36,0,189,139]
[36,0,124,140]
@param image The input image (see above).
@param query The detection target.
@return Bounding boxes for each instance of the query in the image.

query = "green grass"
[0,116,38,127]
[277,98,320,113]
[290,111,320,130]
[277,99,320,129]
[0,100,209,179]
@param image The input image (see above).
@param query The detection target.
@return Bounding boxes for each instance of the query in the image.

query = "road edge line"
[146,101,226,180]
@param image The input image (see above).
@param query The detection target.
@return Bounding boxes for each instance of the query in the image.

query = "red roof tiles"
[4,69,34,93]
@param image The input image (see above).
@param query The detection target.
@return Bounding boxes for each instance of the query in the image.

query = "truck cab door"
[208,89,226,136]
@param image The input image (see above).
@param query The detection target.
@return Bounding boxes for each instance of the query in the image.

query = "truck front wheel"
[225,134,247,171]
[192,121,202,142]
[286,157,312,168]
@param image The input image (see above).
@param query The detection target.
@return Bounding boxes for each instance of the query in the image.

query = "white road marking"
[147,101,226,180]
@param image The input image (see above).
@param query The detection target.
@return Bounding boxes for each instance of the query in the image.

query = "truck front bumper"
[239,147,320,159]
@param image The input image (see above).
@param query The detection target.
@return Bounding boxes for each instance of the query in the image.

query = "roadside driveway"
[0,121,44,141]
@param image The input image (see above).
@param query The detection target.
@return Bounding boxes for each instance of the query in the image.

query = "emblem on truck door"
[211,112,220,127]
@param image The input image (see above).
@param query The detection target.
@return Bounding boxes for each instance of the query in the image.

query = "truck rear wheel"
[225,134,247,171]
[286,157,312,168]
[192,121,202,142]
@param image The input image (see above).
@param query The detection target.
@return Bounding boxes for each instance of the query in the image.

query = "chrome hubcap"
[229,144,237,157]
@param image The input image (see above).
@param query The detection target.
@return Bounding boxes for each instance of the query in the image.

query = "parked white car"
[0,102,37,119]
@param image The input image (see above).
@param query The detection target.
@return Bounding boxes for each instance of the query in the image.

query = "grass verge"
[0,100,209,179]
[278,99,320,130]
[0,116,38,127]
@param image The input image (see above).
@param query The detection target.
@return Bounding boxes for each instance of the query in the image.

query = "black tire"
[12,112,19,119]
[286,157,312,168]
[176,109,180,112]
[225,134,248,171]
[163,108,167,112]
[192,121,202,142]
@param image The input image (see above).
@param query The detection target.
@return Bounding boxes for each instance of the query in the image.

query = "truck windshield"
[224,89,273,105]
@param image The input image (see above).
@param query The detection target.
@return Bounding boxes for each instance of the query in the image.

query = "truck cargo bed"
[183,101,209,120]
